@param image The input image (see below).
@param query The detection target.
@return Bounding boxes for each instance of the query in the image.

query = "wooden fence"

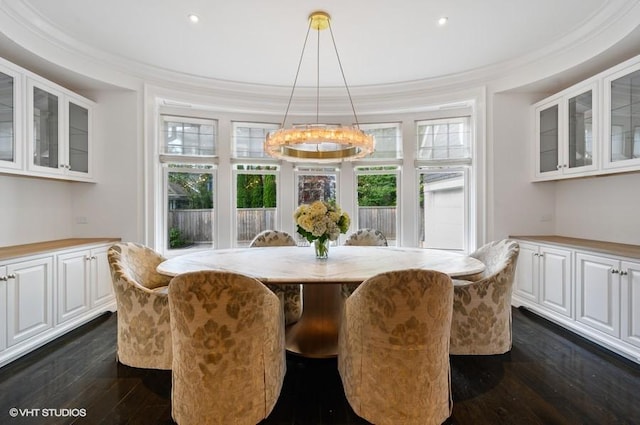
[168,209,214,244]
[168,207,396,244]
[357,206,396,241]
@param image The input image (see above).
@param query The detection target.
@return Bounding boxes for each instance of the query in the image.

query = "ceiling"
[2,0,639,91]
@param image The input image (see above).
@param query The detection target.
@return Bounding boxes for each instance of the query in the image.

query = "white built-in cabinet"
[514,242,572,317]
[532,53,640,181]
[534,82,598,180]
[0,239,117,368]
[512,236,640,364]
[0,56,94,182]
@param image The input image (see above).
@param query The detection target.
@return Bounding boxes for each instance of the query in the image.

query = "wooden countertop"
[0,238,121,261]
[510,235,640,260]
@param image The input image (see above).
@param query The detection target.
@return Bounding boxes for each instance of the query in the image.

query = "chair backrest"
[344,228,388,246]
[470,239,519,280]
[249,230,297,247]
[341,269,453,424]
[168,270,285,424]
[108,242,170,290]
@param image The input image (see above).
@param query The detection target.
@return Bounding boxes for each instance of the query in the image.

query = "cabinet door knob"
[7,273,16,279]
[611,269,619,274]
[0,276,7,281]
[620,270,628,276]
[556,165,561,170]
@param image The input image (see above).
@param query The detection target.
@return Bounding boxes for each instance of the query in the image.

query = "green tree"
[263,174,277,207]
[236,174,248,208]
[357,174,397,206]
[168,172,213,209]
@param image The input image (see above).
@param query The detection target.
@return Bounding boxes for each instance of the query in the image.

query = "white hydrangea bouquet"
[294,200,350,259]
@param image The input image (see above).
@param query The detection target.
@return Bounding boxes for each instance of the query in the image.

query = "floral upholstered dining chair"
[450,239,520,355]
[341,228,388,298]
[249,230,302,325]
[338,269,454,425]
[107,242,172,369]
[168,270,286,425]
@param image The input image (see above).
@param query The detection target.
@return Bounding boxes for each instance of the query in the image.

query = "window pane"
[235,165,278,247]
[360,123,402,160]
[297,173,337,205]
[167,166,215,250]
[296,171,337,245]
[161,116,216,156]
[417,117,471,160]
[233,122,279,158]
[356,168,398,245]
[419,171,465,250]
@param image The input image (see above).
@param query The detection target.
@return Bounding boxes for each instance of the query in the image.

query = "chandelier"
[265,11,375,162]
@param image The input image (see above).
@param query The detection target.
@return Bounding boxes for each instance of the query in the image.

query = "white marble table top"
[157,246,485,283]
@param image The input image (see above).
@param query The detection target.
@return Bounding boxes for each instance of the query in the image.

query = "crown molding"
[1,0,639,113]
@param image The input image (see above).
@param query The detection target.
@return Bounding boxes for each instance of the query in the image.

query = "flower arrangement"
[294,200,350,258]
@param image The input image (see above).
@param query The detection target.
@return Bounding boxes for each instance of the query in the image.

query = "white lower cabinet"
[539,246,572,317]
[575,253,620,337]
[620,260,640,349]
[514,243,572,317]
[0,241,116,368]
[513,238,640,364]
[514,243,539,303]
[90,245,114,308]
[57,250,91,324]
[6,256,54,347]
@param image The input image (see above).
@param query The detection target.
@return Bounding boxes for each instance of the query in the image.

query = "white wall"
[555,173,640,245]
[0,174,73,246]
[488,92,557,241]
[70,89,142,243]
[491,91,640,246]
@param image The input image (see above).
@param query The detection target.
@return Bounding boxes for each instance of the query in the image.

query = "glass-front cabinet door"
[534,81,599,180]
[604,62,640,170]
[534,98,562,179]
[28,79,64,176]
[564,83,598,175]
[0,62,22,171]
[27,78,93,180]
[66,98,91,177]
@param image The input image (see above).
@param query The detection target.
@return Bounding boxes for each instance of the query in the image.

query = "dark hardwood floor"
[1,307,639,424]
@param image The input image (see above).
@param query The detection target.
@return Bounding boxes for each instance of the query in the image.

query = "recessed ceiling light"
[438,17,448,26]
[188,14,199,23]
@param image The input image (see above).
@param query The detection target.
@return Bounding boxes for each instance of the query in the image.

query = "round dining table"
[157,245,485,358]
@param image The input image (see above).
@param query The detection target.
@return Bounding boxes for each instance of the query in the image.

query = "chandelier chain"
[327,21,361,128]
[281,19,313,128]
